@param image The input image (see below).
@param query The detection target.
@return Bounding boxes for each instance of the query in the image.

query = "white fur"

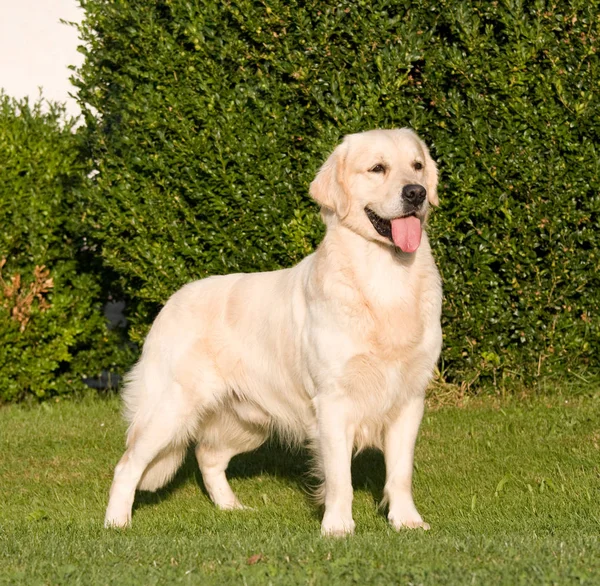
[105,129,443,536]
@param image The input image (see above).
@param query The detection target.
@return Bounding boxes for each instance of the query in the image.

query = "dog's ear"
[421,139,439,207]
[309,140,351,218]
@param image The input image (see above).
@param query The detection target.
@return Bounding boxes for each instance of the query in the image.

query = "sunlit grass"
[1,390,599,584]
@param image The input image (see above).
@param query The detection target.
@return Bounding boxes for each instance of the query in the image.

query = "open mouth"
[364,207,422,253]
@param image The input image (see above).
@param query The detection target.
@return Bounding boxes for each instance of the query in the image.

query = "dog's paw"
[216,499,250,511]
[104,499,133,528]
[388,513,431,531]
[104,512,131,529]
[388,499,430,531]
[390,517,430,531]
[321,514,355,537]
[388,507,430,531]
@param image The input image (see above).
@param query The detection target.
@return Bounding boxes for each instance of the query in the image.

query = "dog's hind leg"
[195,409,268,510]
[105,380,198,528]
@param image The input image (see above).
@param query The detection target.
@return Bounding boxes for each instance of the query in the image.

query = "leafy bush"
[0,94,132,402]
[75,0,600,388]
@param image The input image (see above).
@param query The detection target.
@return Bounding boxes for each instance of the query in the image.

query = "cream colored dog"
[105,128,442,536]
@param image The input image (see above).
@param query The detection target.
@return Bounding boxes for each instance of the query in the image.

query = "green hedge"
[75,0,600,388]
[0,94,132,402]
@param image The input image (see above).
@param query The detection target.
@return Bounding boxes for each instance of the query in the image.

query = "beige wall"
[0,0,84,118]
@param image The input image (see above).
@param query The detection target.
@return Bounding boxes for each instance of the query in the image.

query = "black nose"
[402,184,426,206]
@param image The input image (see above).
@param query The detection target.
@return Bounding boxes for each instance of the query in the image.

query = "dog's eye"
[413,161,423,171]
[369,164,386,174]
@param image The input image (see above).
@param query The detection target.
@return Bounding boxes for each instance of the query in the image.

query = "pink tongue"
[391,216,422,252]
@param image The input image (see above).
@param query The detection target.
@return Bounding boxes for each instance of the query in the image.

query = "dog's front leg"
[315,394,356,537]
[383,394,430,530]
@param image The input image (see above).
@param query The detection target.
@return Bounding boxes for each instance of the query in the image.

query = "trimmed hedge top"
[75,0,600,388]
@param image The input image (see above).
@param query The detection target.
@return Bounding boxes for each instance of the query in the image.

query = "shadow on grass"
[133,441,387,519]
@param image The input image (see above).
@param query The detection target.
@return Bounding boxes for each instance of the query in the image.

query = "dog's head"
[310,129,438,253]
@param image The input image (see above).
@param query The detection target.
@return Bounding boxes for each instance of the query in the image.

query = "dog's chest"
[307,243,442,406]
[349,267,437,358]
[366,298,423,357]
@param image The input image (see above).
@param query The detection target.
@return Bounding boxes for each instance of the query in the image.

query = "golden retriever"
[105,128,442,536]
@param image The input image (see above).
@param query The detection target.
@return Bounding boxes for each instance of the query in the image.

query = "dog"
[105,128,442,536]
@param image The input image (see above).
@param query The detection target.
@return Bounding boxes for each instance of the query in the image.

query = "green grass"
[1,390,600,585]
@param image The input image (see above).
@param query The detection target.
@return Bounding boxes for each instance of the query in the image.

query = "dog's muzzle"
[365,184,427,241]
[365,184,427,252]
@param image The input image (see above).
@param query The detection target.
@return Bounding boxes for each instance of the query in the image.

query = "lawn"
[1,389,599,585]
